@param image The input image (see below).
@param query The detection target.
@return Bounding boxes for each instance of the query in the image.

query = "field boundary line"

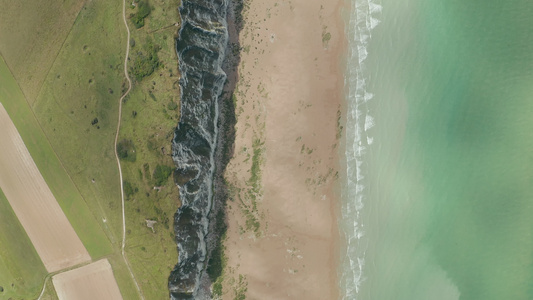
[32,0,87,106]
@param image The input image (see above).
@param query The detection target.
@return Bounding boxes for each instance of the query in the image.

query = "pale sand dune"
[52,259,123,300]
[0,103,90,272]
[222,0,344,299]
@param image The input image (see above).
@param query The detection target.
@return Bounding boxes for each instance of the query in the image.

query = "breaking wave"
[341,0,381,298]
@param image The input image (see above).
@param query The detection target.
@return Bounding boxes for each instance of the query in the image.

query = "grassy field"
[31,0,183,296]
[0,188,47,300]
[0,0,183,298]
[118,0,182,298]
[0,56,113,258]
[0,0,85,103]
[38,280,58,300]
[31,0,128,245]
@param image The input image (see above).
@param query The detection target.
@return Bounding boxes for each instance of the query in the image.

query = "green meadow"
[118,1,181,298]
[0,0,183,298]
[0,0,85,102]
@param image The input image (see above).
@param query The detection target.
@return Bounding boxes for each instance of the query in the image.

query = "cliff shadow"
[203,0,244,292]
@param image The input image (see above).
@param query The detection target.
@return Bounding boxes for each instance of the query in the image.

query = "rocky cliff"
[169,0,229,299]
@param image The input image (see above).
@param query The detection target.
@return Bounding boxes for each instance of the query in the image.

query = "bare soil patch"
[52,259,123,300]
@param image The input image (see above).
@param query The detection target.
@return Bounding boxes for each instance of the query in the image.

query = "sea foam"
[341,0,381,298]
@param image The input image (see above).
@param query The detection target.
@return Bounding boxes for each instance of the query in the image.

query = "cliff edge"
[169,0,229,299]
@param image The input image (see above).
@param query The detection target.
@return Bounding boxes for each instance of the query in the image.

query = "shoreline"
[220,0,346,298]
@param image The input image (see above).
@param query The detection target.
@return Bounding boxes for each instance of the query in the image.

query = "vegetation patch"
[131,37,161,81]
[117,139,137,162]
[131,0,152,29]
[153,165,174,186]
[207,210,228,282]
[114,1,184,297]
[0,0,85,102]
[123,181,139,199]
[238,136,264,234]
[248,137,264,194]
[234,274,248,300]
[167,101,178,111]
[1,0,182,298]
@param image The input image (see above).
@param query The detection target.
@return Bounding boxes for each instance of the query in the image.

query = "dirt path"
[37,275,49,300]
[113,0,144,299]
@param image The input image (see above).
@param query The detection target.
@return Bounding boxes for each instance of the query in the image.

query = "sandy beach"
[221,0,345,298]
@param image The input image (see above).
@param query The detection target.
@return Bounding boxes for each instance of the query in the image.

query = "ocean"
[341,0,533,299]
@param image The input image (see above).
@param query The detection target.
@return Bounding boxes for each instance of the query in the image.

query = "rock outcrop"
[169,0,229,299]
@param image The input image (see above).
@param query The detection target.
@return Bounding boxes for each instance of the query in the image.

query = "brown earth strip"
[52,259,123,300]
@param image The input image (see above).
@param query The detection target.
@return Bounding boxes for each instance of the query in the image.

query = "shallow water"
[341,1,533,299]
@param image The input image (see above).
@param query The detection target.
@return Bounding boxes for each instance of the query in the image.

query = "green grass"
[131,0,153,29]
[249,138,264,195]
[131,37,161,81]
[0,0,85,102]
[0,0,183,298]
[118,139,138,162]
[116,1,183,298]
[238,136,264,235]
[38,279,58,300]
[0,188,47,300]
[0,56,113,258]
[107,253,143,300]
[31,0,127,248]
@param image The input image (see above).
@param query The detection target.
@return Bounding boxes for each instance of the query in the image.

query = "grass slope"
[0,0,85,103]
[0,188,47,300]
[38,280,59,300]
[118,0,182,298]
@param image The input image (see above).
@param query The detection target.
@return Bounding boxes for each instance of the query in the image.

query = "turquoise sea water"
[341,1,533,299]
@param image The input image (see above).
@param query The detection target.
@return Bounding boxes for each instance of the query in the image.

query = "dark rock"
[169,0,229,299]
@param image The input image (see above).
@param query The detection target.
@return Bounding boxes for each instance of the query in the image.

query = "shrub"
[153,165,173,186]
[131,0,152,28]
[207,210,227,281]
[131,37,161,81]
[123,181,138,199]
[117,139,137,162]
[143,163,151,180]
[212,281,222,297]
[167,101,178,110]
